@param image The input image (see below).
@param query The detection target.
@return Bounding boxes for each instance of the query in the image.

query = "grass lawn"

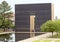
[55,40,60,42]
[33,40,41,42]
[33,40,60,42]
[43,40,51,42]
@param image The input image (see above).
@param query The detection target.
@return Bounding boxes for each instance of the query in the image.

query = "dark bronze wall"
[15,3,51,41]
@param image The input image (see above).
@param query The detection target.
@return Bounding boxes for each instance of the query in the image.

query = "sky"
[0,0,60,19]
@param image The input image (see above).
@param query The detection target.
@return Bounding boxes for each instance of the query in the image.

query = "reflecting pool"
[0,33,15,42]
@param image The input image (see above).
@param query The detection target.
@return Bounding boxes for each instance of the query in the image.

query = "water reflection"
[8,33,15,42]
[0,33,15,42]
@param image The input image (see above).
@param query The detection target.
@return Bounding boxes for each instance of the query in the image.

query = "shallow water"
[8,33,15,42]
[0,34,15,42]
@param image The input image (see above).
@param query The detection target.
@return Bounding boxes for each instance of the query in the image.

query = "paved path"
[17,32,57,42]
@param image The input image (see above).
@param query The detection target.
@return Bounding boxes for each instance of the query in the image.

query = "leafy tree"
[55,20,60,31]
[1,19,14,29]
[0,1,14,30]
[55,20,60,36]
[0,1,14,42]
[40,20,59,37]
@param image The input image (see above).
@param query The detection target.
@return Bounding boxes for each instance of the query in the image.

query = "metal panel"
[15,3,52,41]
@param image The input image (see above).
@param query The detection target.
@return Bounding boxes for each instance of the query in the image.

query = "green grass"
[55,40,60,42]
[43,40,51,42]
[33,40,52,42]
[33,40,60,42]
[33,40,41,42]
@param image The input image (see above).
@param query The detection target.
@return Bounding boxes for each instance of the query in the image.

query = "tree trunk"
[57,32,58,36]
[3,28,6,32]
[52,32,53,38]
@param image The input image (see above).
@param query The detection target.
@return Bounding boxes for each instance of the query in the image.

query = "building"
[15,3,54,41]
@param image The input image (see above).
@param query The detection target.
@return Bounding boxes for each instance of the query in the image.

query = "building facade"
[15,3,54,41]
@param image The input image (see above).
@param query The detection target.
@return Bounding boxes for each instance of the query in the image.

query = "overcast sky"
[0,0,60,19]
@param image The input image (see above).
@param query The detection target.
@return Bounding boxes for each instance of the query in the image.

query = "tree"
[0,1,14,31]
[55,20,60,31]
[40,20,59,37]
[55,20,60,36]
[1,19,14,29]
[0,1,14,42]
